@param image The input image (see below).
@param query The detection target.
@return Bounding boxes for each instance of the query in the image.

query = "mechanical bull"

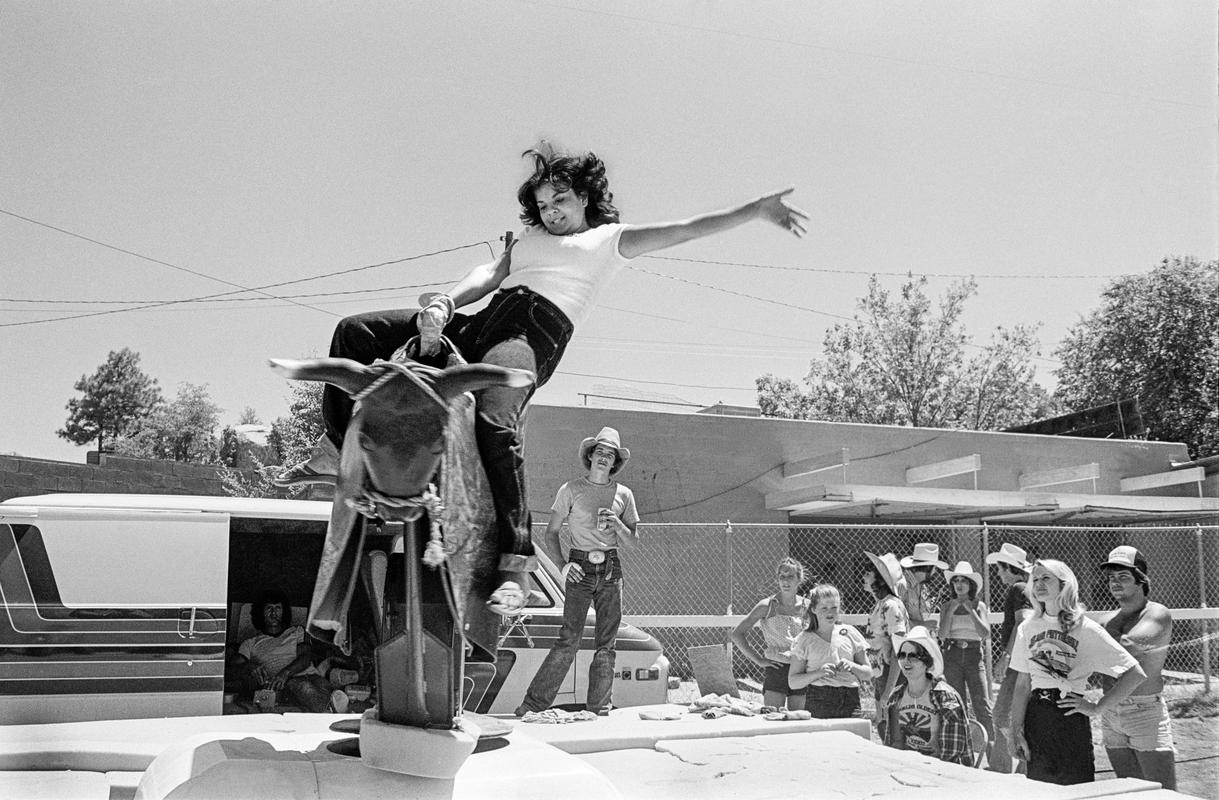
[269,346,532,736]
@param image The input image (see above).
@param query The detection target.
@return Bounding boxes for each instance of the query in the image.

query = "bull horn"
[432,364,535,401]
[268,357,380,397]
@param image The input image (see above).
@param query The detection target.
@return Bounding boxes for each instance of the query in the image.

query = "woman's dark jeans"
[321,287,573,560]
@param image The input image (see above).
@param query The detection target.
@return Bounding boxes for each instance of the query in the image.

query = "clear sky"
[3,1,1215,463]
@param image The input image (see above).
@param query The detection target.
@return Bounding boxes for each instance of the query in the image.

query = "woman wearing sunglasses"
[880,626,974,765]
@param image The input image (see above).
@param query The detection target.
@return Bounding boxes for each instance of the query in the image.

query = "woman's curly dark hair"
[252,590,292,632]
[517,142,619,229]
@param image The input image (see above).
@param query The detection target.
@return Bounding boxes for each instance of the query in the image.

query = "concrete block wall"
[0,452,260,503]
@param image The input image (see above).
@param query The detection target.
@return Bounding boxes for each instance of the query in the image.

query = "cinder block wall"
[0,452,258,502]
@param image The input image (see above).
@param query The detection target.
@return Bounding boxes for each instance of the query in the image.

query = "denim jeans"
[520,559,622,713]
[320,287,573,559]
[941,639,994,742]
[989,666,1022,773]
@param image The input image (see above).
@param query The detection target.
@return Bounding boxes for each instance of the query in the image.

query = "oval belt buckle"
[587,550,606,565]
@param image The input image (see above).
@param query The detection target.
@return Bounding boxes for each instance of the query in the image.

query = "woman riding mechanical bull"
[276,141,807,614]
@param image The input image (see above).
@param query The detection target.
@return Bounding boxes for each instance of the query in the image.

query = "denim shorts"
[1101,694,1175,752]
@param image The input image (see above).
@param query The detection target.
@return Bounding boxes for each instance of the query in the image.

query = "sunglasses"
[896,651,927,661]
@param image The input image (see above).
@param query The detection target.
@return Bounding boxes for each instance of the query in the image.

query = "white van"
[0,493,668,725]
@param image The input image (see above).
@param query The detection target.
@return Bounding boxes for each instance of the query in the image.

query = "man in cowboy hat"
[1097,546,1176,790]
[516,427,640,717]
[985,542,1033,773]
[899,543,947,633]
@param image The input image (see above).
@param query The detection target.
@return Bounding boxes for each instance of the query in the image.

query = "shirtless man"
[1098,546,1176,790]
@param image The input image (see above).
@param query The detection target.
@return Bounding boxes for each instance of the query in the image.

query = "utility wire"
[0,206,492,328]
[0,208,337,321]
[643,254,1132,280]
[625,262,1062,365]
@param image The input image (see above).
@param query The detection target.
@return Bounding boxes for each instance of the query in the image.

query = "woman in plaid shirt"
[881,626,973,765]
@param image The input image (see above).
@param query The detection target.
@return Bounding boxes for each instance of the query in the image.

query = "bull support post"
[359,516,479,778]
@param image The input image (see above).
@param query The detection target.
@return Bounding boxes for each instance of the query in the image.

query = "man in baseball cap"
[1097,545,1176,789]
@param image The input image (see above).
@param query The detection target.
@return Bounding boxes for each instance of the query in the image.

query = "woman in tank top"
[730,557,811,710]
[937,560,994,745]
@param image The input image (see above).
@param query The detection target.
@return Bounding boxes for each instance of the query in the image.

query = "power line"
[555,369,756,392]
[0,281,452,305]
[643,254,1132,280]
[0,208,338,321]
[624,262,1062,365]
[0,206,493,328]
[624,262,857,322]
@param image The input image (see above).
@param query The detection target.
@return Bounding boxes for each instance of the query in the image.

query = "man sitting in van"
[228,590,346,713]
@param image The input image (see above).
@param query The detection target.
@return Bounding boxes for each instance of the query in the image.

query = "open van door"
[0,506,229,724]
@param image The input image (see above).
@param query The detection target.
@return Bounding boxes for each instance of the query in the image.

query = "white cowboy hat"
[897,626,944,679]
[579,426,631,477]
[864,551,904,596]
[985,542,1031,572]
[899,542,948,570]
[943,561,983,592]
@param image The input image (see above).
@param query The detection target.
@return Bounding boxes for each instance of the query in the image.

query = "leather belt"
[943,639,981,650]
[571,548,616,565]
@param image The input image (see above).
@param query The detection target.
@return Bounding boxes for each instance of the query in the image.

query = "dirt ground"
[669,681,1218,799]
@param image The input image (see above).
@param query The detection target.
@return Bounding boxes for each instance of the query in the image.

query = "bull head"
[269,357,533,500]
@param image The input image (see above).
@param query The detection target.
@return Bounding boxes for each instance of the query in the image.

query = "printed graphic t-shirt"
[896,687,937,755]
[1009,614,1137,694]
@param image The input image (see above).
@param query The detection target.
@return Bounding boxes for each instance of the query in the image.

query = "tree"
[218,408,264,467]
[1054,256,1219,458]
[113,382,222,463]
[57,348,162,453]
[756,274,1049,430]
[223,381,323,498]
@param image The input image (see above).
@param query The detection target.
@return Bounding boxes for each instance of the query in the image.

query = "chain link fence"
[537,522,1219,695]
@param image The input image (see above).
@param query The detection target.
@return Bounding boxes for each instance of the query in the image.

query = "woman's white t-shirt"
[791,625,869,688]
[1009,614,1137,694]
[499,223,631,327]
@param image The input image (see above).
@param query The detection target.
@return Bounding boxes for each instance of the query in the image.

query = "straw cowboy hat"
[579,427,631,477]
[985,542,1032,572]
[943,561,983,592]
[898,626,945,678]
[864,551,904,596]
[900,542,948,570]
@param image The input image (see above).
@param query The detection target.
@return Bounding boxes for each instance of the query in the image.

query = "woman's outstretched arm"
[618,188,807,259]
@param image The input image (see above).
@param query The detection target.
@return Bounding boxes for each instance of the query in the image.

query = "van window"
[7,511,227,609]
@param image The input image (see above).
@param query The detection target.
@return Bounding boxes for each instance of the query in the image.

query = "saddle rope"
[346,484,448,567]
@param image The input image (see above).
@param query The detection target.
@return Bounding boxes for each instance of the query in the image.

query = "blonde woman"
[730,558,810,710]
[1009,559,1145,785]
[788,584,872,718]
